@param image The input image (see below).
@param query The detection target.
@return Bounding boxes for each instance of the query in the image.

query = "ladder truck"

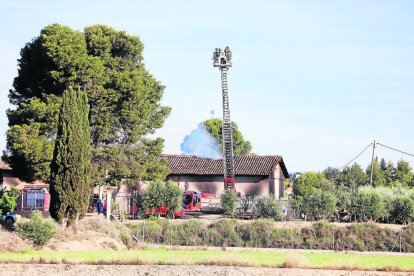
[213,46,235,190]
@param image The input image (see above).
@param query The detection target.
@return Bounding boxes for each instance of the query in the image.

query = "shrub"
[163,180,183,215]
[255,196,283,221]
[351,186,387,221]
[220,189,239,217]
[15,211,57,246]
[391,196,414,224]
[301,188,337,220]
[0,187,19,215]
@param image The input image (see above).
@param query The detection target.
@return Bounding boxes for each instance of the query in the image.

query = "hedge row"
[128,219,414,252]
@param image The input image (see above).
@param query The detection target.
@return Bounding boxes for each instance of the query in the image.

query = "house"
[163,154,289,198]
[0,161,50,211]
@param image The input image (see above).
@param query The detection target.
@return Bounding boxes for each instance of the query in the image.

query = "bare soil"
[1,264,412,276]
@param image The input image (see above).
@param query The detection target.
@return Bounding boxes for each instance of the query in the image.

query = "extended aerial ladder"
[213,46,235,190]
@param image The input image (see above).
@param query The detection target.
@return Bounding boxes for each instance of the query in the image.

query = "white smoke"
[180,123,221,158]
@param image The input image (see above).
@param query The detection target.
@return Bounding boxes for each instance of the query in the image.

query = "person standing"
[97,199,104,215]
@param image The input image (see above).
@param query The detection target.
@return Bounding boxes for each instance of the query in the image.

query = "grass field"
[1,248,414,271]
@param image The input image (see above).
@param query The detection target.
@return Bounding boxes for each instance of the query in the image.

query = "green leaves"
[0,187,20,215]
[6,23,170,183]
[204,118,253,156]
[220,189,239,217]
[141,180,182,215]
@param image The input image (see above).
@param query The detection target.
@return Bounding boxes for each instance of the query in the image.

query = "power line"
[376,143,414,158]
[339,143,373,170]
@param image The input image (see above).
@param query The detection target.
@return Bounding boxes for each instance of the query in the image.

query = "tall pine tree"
[49,87,91,227]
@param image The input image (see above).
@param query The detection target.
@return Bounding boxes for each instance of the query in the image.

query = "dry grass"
[0,228,30,252]
[281,252,310,268]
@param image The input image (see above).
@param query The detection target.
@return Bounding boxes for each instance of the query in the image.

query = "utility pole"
[369,140,376,186]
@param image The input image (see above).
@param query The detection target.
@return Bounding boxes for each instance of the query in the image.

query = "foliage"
[49,87,91,227]
[163,180,183,215]
[141,180,182,216]
[141,180,165,214]
[301,188,337,220]
[0,187,20,215]
[391,196,414,224]
[293,172,335,197]
[395,160,414,188]
[255,196,283,221]
[351,186,388,222]
[204,118,253,156]
[334,184,351,209]
[15,211,57,246]
[366,157,386,187]
[5,23,170,183]
[339,163,367,189]
[126,218,414,253]
[220,189,239,217]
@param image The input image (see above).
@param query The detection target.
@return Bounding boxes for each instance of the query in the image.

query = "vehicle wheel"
[166,213,175,220]
[5,218,14,225]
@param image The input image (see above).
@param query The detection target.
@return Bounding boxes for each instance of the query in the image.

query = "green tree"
[339,163,367,189]
[301,188,337,220]
[220,189,239,217]
[395,160,414,188]
[366,157,386,187]
[0,187,20,215]
[204,118,253,156]
[322,167,340,184]
[49,87,91,227]
[351,186,388,222]
[163,180,183,217]
[5,23,170,184]
[293,172,335,197]
[141,180,165,216]
[380,159,396,187]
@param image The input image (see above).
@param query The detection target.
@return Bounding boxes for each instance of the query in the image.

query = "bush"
[391,196,414,224]
[301,188,337,220]
[220,189,239,217]
[351,186,387,222]
[15,211,57,246]
[255,196,283,221]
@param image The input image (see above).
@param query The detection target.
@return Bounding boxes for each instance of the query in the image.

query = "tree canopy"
[5,24,171,183]
[204,118,253,156]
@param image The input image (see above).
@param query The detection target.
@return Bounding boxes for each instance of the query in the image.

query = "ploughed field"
[0,264,411,276]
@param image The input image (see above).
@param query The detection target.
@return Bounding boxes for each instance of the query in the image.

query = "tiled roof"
[0,161,12,171]
[162,154,289,177]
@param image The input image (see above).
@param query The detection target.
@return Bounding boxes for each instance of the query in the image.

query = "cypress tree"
[49,87,91,227]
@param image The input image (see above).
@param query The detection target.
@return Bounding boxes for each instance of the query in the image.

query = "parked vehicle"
[0,213,17,225]
[146,206,185,219]
[182,191,221,212]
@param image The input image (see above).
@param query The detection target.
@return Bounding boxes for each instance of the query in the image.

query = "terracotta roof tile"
[162,154,289,177]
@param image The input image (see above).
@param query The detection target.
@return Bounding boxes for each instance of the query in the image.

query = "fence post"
[106,192,111,221]
[332,227,335,252]
[142,220,145,242]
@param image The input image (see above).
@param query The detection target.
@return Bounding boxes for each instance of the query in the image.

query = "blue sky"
[0,1,413,172]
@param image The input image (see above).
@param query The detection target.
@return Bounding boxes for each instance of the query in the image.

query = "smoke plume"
[180,123,221,158]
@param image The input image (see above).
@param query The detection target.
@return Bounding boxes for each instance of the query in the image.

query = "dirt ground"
[1,264,412,276]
